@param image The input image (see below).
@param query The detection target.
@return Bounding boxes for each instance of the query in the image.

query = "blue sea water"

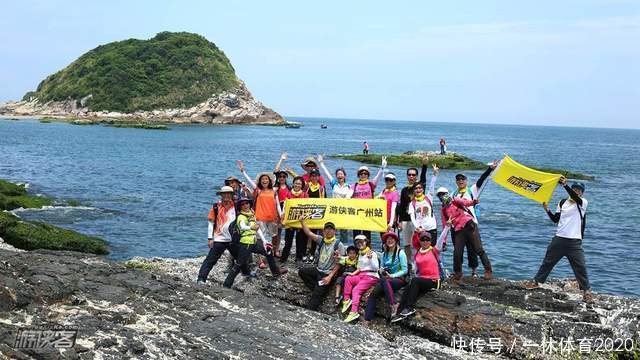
[1,117,639,297]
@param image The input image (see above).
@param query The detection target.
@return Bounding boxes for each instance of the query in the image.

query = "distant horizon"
[287,115,640,131]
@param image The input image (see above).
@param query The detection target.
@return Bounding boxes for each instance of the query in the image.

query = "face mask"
[438,194,451,205]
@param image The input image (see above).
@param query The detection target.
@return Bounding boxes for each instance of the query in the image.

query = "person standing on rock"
[224,197,287,288]
[363,142,369,155]
[391,231,441,322]
[298,217,346,311]
[237,160,280,270]
[197,186,243,285]
[439,138,447,155]
[408,164,439,249]
[525,178,593,303]
[450,161,497,277]
[350,157,387,241]
[279,176,308,263]
[317,154,353,243]
[397,156,429,263]
[437,187,493,280]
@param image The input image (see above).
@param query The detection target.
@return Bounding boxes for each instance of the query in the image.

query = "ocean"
[2,117,639,297]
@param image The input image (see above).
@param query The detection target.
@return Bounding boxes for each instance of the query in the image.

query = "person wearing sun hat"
[526,176,593,303]
[299,156,327,188]
[224,175,250,200]
[377,172,400,239]
[340,234,380,323]
[350,157,387,241]
[197,185,242,285]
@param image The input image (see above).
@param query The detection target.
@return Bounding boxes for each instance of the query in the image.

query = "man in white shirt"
[526,177,592,303]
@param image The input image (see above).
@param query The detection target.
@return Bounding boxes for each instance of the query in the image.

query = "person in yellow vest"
[223,197,287,288]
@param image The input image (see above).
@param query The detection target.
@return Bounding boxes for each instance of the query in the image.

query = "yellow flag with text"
[282,198,387,232]
[491,155,561,204]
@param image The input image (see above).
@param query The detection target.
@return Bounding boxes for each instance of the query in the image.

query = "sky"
[1,0,639,129]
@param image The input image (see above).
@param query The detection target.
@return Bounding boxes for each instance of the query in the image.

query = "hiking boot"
[471,269,478,278]
[583,290,594,303]
[451,272,464,282]
[524,280,540,290]
[344,311,360,323]
[483,270,493,280]
[399,307,416,317]
[341,299,352,314]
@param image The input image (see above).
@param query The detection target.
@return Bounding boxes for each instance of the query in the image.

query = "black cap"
[323,222,336,229]
[309,168,320,176]
[455,173,467,180]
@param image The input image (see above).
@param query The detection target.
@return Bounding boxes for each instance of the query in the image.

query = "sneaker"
[344,311,360,323]
[277,268,288,275]
[302,255,309,263]
[524,280,540,290]
[196,280,206,287]
[258,260,267,270]
[451,272,464,282]
[335,295,343,305]
[483,270,493,280]
[341,299,352,314]
[390,314,404,323]
[471,270,479,278]
[399,307,416,317]
[583,290,594,303]
[248,270,258,278]
[308,255,315,263]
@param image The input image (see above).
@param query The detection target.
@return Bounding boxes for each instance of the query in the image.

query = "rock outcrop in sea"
[1,248,638,359]
[0,81,284,125]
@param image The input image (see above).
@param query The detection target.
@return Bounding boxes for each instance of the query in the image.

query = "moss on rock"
[0,179,54,210]
[0,212,109,254]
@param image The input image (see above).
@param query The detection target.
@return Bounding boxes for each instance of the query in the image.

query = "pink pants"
[343,273,379,312]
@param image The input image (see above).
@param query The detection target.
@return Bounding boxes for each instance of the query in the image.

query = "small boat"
[320,124,328,129]
[285,123,301,129]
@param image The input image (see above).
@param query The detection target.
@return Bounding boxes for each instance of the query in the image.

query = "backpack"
[212,204,241,243]
[317,237,341,263]
[559,198,586,238]
[352,181,375,198]
[452,186,480,219]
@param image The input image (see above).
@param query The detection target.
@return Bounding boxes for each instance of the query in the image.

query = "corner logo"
[506,176,542,193]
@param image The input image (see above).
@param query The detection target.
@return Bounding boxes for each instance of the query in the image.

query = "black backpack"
[559,198,586,238]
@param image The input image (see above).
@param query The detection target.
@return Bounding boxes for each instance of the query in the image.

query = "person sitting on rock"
[334,245,358,305]
[363,232,408,325]
[391,231,441,322]
[223,197,287,288]
[197,186,245,285]
[340,235,380,323]
[298,217,346,311]
[525,177,593,303]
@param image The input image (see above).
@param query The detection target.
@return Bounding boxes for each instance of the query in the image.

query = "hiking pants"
[343,273,379,312]
[198,241,238,282]
[453,221,491,273]
[298,267,333,311]
[534,236,590,290]
[398,278,440,310]
[224,241,280,288]
[364,277,406,320]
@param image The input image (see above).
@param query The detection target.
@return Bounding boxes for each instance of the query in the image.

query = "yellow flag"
[282,198,387,232]
[491,155,561,204]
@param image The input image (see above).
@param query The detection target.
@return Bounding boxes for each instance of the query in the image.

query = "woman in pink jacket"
[437,187,493,280]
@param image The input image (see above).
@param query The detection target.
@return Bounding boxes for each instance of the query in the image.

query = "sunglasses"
[358,172,369,176]
[407,173,417,177]
[385,178,395,182]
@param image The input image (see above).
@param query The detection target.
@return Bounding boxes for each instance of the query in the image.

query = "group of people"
[197,150,593,325]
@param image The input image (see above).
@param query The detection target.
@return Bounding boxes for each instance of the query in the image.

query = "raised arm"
[317,154,334,183]
[237,160,257,190]
[370,156,387,186]
[299,217,321,242]
[274,152,287,173]
[473,160,498,193]
[559,175,583,206]
[427,164,439,198]
[419,155,428,186]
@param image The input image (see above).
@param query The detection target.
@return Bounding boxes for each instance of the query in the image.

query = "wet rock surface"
[0,249,494,359]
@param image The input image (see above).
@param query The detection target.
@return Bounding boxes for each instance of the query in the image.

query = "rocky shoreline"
[0,81,286,126]
[1,247,638,359]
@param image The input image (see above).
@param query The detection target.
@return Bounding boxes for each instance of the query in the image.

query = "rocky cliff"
[1,247,638,359]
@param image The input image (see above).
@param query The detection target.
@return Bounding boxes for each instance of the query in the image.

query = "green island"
[330,151,594,180]
[0,179,109,254]
[25,32,238,113]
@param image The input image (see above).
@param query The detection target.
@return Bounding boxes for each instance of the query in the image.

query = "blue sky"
[1,0,638,128]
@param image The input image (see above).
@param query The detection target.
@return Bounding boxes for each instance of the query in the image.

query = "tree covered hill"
[25,32,239,113]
